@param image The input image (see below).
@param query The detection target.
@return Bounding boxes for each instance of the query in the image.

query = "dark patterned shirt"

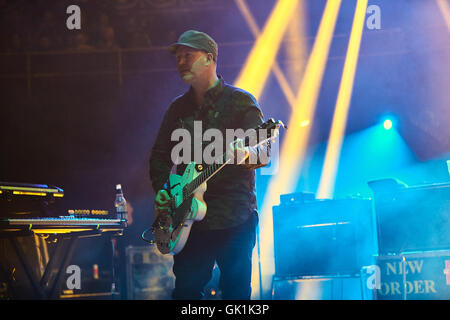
[149,76,269,230]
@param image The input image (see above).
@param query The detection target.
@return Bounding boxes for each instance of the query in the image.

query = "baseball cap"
[168,30,218,62]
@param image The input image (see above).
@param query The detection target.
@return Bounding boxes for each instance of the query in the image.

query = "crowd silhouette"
[0,4,178,53]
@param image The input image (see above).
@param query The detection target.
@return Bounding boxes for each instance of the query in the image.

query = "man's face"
[175,46,209,84]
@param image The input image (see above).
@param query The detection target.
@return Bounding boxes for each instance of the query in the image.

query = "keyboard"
[0,216,125,234]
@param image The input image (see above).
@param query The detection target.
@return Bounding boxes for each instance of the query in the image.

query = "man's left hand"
[226,138,249,165]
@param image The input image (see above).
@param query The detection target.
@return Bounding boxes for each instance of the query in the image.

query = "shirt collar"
[186,75,225,110]
[203,75,224,105]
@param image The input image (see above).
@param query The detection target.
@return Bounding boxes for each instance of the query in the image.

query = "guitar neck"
[180,118,284,200]
[182,135,267,198]
[183,154,229,197]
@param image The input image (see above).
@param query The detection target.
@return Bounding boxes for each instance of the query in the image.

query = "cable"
[141,227,154,244]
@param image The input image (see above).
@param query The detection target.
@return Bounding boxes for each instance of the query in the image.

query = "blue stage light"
[383,119,393,130]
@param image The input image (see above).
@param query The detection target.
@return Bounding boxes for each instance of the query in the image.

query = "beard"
[179,56,207,84]
[180,71,194,83]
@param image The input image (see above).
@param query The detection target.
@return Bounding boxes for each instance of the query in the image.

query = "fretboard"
[183,153,229,198]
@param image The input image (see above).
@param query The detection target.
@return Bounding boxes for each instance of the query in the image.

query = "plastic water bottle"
[114,184,128,222]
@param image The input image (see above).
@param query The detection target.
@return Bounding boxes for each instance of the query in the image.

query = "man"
[149,30,269,299]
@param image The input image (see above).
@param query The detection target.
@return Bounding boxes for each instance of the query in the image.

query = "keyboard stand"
[0,229,122,299]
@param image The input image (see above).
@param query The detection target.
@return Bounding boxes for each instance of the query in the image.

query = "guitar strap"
[171,86,233,179]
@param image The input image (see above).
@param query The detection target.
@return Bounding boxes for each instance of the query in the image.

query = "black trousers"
[172,210,258,300]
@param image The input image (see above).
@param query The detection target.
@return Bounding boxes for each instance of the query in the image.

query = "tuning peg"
[276,120,287,129]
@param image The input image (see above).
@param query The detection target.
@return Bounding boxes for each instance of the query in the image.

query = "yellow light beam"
[285,0,308,93]
[282,0,343,192]
[256,0,342,298]
[437,0,450,32]
[234,0,305,108]
[317,0,368,199]
[234,0,306,299]
[233,0,300,100]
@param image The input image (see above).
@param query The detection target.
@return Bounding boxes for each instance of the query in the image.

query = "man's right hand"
[155,189,171,211]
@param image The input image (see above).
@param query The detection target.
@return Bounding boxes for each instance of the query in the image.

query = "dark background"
[1,0,449,250]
